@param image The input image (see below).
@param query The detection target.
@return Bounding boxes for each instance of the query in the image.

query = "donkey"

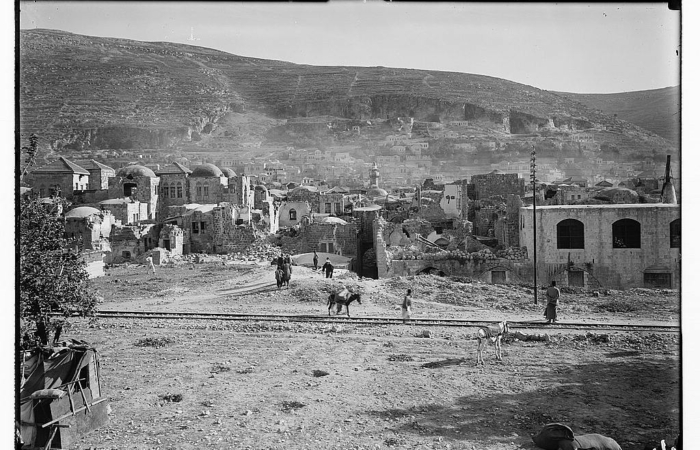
[475,320,509,365]
[327,289,362,317]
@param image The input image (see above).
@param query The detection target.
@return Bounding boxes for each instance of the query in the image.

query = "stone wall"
[384,257,532,283]
[471,173,525,200]
[279,222,358,257]
[81,250,105,279]
[106,223,157,263]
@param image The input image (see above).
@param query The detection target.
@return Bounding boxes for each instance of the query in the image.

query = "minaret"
[369,162,380,188]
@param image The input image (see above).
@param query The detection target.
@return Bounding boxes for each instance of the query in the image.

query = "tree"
[19,196,99,348]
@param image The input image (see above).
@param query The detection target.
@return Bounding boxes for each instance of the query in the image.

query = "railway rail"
[92,310,679,333]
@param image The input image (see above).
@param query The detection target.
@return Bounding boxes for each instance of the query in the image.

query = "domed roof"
[221,168,237,178]
[117,165,156,178]
[190,163,223,178]
[367,187,389,199]
[65,206,101,219]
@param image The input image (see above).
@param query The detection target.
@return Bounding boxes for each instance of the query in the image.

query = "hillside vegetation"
[20,29,676,157]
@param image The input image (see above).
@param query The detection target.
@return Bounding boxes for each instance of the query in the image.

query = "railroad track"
[92,310,680,333]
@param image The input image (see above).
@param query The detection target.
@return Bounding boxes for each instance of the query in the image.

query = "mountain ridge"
[19,29,676,158]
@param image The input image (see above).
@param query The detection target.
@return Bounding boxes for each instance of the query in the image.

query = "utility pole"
[530,147,538,305]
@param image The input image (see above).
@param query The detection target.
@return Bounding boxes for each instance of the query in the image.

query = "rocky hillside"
[556,86,680,144]
[19,29,676,154]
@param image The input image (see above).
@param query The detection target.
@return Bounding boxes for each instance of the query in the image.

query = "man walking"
[313,250,319,270]
[545,281,560,324]
[402,289,413,324]
[322,258,334,278]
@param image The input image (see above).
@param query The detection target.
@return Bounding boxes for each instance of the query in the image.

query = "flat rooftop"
[521,203,679,210]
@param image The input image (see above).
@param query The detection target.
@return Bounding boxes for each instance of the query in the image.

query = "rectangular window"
[335,203,341,213]
[192,222,199,234]
[200,222,206,232]
[75,183,79,190]
[644,273,671,289]
[325,203,332,214]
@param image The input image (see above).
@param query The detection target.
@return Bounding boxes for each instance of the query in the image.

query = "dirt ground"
[67,262,681,450]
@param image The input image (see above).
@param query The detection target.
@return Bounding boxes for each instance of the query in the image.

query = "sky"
[17,1,680,94]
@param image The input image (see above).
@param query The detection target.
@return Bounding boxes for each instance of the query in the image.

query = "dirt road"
[67,262,680,450]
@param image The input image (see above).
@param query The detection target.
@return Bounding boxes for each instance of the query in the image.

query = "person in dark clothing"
[313,251,319,270]
[322,258,334,278]
[545,281,560,324]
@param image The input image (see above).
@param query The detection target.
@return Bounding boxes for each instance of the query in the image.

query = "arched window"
[196,182,202,198]
[176,182,183,199]
[612,219,641,248]
[203,182,209,198]
[289,209,297,221]
[670,219,681,248]
[557,219,584,249]
[169,183,176,199]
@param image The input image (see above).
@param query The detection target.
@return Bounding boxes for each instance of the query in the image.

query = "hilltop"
[20,29,676,159]
[556,86,680,144]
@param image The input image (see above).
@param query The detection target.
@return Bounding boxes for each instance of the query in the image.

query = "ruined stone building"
[108,165,160,220]
[469,170,525,200]
[64,206,115,251]
[520,204,680,289]
[107,224,159,264]
[98,198,148,225]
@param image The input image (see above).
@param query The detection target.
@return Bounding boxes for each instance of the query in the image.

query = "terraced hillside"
[19,29,676,155]
[557,86,680,145]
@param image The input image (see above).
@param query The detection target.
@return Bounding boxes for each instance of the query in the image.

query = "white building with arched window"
[519,204,680,289]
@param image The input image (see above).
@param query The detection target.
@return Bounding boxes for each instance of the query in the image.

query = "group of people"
[275,254,293,288]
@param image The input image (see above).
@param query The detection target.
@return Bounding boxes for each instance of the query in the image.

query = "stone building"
[188,163,227,205]
[106,224,158,264]
[519,204,680,289]
[156,162,192,211]
[108,165,160,220]
[27,156,90,199]
[439,183,469,219]
[159,224,184,255]
[99,198,148,225]
[64,206,115,251]
[319,190,348,216]
[279,201,312,228]
[75,160,116,191]
[470,170,525,200]
[287,185,321,212]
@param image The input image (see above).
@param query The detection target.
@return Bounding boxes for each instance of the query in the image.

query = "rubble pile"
[389,246,527,262]
[231,239,282,262]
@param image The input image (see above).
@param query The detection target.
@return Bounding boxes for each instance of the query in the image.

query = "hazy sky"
[18,1,680,94]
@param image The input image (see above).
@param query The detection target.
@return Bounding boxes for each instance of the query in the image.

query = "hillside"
[19,29,676,157]
[556,86,680,144]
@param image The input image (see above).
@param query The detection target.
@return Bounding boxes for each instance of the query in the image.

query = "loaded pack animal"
[327,288,362,317]
[475,320,509,365]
